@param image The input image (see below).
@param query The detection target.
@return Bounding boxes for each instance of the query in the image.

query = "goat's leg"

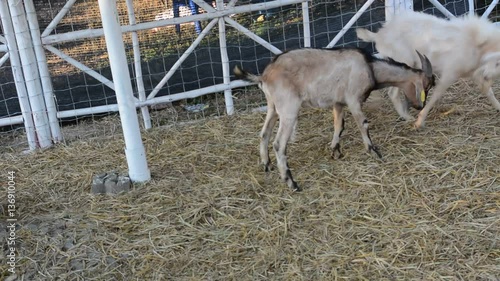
[273,116,300,191]
[388,87,414,121]
[289,122,298,143]
[474,73,500,111]
[330,103,345,159]
[350,103,382,158]
[415,75,455,129]
[483,86,500,111]
[260,102,279,172]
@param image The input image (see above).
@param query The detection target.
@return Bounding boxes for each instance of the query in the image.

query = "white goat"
[234,47,434,190]
[357,11,500,128]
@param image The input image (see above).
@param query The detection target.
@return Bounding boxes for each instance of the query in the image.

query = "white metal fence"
[0,0,498,179]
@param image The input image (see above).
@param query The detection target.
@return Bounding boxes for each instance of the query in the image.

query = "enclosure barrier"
[0,0,37,149]
[9,0,53,148]
[2,0,497,130]
[25,0,63,144]
[0,0,64,149]
[0,0,309,131]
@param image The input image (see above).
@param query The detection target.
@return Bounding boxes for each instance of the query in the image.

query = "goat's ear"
[414,80,426,107]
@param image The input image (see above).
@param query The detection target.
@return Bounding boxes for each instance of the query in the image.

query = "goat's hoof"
[331,143,343,159]
[292,182,302,192]
[397,115,415,122]
[290,181,301,192]
[413,123,424,130]
[369,145,383,159]
[331,149,343,160]
[284,169,301,191]
[414,119,426,129]
[263,163,272,172]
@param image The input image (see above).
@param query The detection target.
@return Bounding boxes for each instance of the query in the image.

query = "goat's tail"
[233,65,261,83]
[356,28,376,42]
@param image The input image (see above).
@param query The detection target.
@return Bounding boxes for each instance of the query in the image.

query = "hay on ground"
[0,80,499,280]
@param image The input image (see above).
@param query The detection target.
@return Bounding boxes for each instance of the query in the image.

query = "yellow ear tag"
[420,90,426,103]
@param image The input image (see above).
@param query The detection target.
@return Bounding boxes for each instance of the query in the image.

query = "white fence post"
[8,0,52,148]
[385,0,413,21]
[98,0,151,182]
[25,0,63,143]
[302,1,311,47]
[0,0,37,150]
[217,0,234,115]
[125,0,152,130]
[468,0,474,15]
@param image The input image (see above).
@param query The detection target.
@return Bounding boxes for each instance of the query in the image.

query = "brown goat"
[235,47,434,190]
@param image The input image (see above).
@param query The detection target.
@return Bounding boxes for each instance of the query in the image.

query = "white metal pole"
[41,0,78,37]
[0,53,9,67]
[140,80,252,107]
[227,0,238,8]
[25,0,62,143]
[125,0,151,130]
[302,1,311,47]
[385,0,413,21]
[427,0,455,18]
[481,0,499,19]
[0,0,37,150]
[147,19,218,100]
[98,0,150,182]
[224,17,281,54]
[8,0,52,148]
[385,0,395,21]
[49,80,253,121]
[468,0,474,15]
[44,45,116,91]
[43,0,306,45]
[0,115,24,127]
[327,0,376,48]
[217,0,234,115]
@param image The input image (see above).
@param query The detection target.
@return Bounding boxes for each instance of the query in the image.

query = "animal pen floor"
[1,81,499,280]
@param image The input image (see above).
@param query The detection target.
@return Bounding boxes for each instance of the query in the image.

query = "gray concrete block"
[92,172,132,195]
[91,173,106,194]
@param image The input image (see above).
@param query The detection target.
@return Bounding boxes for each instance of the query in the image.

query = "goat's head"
[400,50,435,110]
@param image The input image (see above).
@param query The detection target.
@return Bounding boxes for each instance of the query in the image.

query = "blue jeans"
[173,0,204,34]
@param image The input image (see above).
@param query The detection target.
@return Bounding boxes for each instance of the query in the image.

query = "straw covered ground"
[1,81,499,280]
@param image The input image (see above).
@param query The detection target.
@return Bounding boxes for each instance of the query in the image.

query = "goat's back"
[369,11,500,76]
[261,48,375,108]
